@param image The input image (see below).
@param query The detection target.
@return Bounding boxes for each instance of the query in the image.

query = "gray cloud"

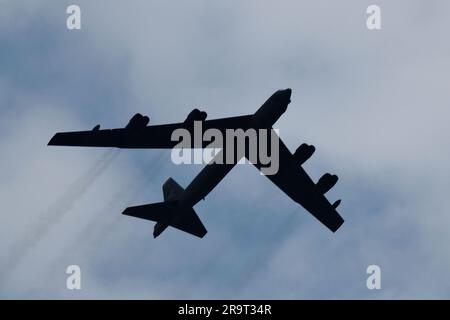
[1,0,450,299]
[0,149,119,287]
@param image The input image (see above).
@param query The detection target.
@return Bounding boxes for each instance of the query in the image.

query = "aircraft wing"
[48,114,253,149]
[250,135,344,232]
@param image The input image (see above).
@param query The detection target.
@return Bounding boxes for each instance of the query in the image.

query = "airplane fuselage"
[49,88,344,238]
[176,89,292,210]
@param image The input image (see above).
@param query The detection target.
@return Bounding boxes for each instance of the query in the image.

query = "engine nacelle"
[184,108,207,125]
[293,143,315,165]
[317,173,338,194]
[332,199,341,209]
[126,113,150,129]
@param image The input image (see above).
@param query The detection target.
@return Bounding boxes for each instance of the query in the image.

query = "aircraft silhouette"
[48,89,344,238]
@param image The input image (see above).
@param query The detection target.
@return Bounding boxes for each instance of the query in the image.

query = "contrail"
[66,151,168,256]
[9,151,168,295]
[0,149,119,286]
[34,150,168,289]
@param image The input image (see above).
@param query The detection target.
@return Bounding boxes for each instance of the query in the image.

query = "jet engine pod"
[332,199,341,209]
[317,173,338,194]
[293,143,315,165]
[184,108,207,125]
[126,113,150,129]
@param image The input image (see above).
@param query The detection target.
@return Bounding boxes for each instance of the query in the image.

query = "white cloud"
[2,0,450,298]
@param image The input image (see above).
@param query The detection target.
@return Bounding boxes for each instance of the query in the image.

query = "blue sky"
[1,0,450,299]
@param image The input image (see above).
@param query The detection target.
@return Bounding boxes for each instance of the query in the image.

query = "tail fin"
[163,177,184,202]
[122,177,207,238]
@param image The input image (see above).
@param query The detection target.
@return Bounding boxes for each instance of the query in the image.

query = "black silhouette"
[48,89,344,238]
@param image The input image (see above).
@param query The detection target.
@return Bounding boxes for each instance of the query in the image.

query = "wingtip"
[48,133,61,146]
[331,217,344,233]
[47,136,56,146]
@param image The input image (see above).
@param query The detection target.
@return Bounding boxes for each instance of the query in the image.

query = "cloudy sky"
[1,0,450,299]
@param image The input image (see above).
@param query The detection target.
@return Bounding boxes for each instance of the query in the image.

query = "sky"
[0,0,450,299]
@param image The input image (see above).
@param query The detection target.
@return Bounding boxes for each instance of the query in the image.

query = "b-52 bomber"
[48,89,344,238]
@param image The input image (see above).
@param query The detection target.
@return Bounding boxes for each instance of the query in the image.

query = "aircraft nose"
[282,88,292,102]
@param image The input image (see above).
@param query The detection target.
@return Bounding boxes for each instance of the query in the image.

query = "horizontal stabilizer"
[122,201,207,238]
[122,201,177,222]
[171,208,207,238]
